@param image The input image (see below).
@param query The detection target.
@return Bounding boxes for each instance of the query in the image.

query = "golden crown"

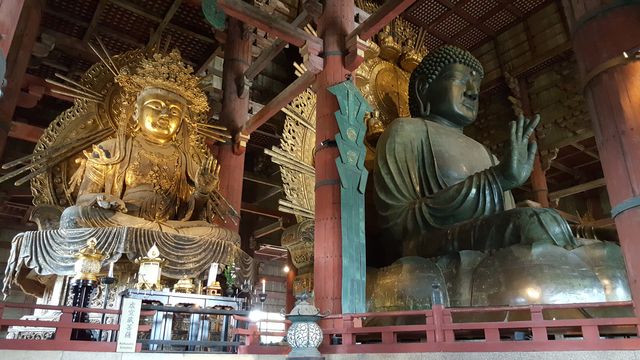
[116,49,209,114]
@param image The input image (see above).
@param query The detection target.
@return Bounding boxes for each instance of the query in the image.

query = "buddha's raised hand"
[195,157,220,194]
[495,114,539,191]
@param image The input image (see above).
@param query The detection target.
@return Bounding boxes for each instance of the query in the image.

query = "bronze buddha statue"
[374,45,576,258]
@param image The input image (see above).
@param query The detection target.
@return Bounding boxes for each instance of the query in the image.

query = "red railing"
[232,314,289,355]
[320,301,640,353]
[2,301,639,354]
[0,302,151,352]
[233,301,640,354]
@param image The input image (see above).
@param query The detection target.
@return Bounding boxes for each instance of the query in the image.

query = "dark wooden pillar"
[217,18,251,233]
[563,0,640,314]
[0,0,42,159]
[313,0,354,315]
[519,78,549,207]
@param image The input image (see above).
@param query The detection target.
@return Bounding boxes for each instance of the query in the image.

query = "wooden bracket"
[345,34,368,72]
[217,0,322,51]
[233,131,250,155]
[349,0,417,41]
[300,41,324,74]
[303,0,323,21]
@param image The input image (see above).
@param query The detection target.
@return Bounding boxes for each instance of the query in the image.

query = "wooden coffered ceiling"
[403,0,553,50]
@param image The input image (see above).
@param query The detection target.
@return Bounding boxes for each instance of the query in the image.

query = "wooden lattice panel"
[128,0,176,18]
[457,27,488,49]
[438,13,469,38]
[47,0,98,22]
[172,2,214,36]
[406,0,449,26]
[461,0,499,20]
[514,0,548,13]
[98,32,139,55]
[484,9,518,33]
[100,3,159,43]
[42,12,86,39]
[164,27,214,66]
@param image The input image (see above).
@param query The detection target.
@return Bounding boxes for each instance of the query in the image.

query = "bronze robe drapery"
[374,118,575,257]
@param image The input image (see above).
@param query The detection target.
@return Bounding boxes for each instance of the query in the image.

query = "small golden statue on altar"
[2,42,253,298]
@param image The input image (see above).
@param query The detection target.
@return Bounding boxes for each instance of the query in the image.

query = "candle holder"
[71,238,105,341]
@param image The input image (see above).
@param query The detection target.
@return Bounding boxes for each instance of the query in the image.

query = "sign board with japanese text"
[116,297,142,352]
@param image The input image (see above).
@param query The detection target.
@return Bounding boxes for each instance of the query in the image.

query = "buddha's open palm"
[195,157,220,194]
[495,114,539,191]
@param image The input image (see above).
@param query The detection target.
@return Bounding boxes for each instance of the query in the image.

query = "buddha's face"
[136,88,186,143]
[423,63,481,128]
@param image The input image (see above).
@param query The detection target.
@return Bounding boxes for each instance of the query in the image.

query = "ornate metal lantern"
[72,238,105,281]
[134,244,165,290]
[283,293,325,358]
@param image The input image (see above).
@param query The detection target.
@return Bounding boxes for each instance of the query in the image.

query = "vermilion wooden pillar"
[313,0,354,315]
[217,18,251,233]
[0,0,42,159]
[563,1,640,314]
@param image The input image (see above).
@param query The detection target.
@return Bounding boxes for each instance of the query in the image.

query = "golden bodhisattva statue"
[62,51,225,237]
[2,47,252,297]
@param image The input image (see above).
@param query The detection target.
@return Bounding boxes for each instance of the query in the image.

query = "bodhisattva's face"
[423,63,481,128]
[136,88,186,143]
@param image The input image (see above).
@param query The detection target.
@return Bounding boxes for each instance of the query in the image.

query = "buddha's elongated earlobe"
[414,79,430,118]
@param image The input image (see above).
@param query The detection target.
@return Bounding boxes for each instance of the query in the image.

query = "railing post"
[425,310,435,343]
[341,315,354,345]
[432,304,446,342]
[56,310,74,344]
[248,321,260,347]
[530,305,548,342]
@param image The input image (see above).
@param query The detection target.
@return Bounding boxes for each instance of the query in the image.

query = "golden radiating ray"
[88,42,118,77]
[51,89,104,103]
[95,36,119,76]
[54,73,103,98]
[45,79,104,102]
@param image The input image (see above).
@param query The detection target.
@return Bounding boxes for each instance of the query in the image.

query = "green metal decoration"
[328,79,372,314]
[202,0,227,31]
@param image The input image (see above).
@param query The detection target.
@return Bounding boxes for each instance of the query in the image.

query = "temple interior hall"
[1,0,640,359]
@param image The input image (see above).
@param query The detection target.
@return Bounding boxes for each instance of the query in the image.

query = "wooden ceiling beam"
[570,143,599,160]
[244,9,312,81]
[9,121,44,143]
[549,178,606,200]
[495,0,524,17]
[245,71,316,134]
[550,160,585,180]
[439,0,496,38]
[196,45,222,75]
[241,202,285,219]
[82,0,109,43]
[109,0,215,44]
[244,171,281,188]
[217,0,321,50]
[147,0,183,49]
[350,0,417,41]
[451,5,504,44]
